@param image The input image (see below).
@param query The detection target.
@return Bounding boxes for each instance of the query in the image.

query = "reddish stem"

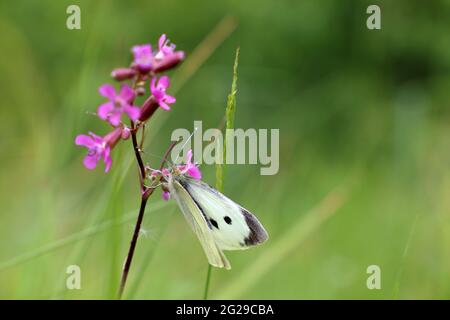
[118,117,177,299]
[118,195,147,299]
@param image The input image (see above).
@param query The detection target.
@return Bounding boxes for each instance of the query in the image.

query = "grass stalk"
[204,47,240,300]
[392,212,420,299]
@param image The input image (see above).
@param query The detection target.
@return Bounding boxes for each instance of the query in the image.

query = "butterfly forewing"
[175,176,269,251]
[169,176,231,269]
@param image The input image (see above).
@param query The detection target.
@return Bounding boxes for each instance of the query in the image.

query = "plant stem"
[203,264,212,299]
[130,121,146,182]
[118,196,147,299]
[118,123,148,299]
[118,134,178,299]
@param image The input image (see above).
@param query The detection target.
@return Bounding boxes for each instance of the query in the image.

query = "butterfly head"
[148,149,201,185]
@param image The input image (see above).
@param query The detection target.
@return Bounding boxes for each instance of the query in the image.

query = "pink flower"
[153,34,185,73]
[75,128,123,172]
[149,169,171,201]
[75,132,112,172]
[154,150,201,201]
[150,76,176,110]
[131,44,153,72]
[155,34,176,59]
[179,150,202,180]
[97,84,140,126]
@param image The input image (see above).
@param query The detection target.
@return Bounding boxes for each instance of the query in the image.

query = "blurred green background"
[1,0,450,299]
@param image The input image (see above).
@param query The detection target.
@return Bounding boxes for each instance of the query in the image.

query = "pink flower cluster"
[177,149,202,180]
[153,150,202,201]
[132,34,185,73]
[75,34,184,172]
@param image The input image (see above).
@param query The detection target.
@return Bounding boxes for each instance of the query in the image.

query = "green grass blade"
[202,264,213,300]
[392,212,420,299]
[215,47,239,193]
[226,47,240,131]
[205,47,240,300]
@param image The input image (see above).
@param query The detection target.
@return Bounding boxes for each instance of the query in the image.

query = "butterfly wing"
[175,176,269,251]
[168,176,231,269]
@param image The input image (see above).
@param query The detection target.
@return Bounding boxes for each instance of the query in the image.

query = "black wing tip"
[241,208,269,246]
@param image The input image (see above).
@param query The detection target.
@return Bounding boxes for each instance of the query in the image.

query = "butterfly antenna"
[144,152,174,166]
[174,127,198,164]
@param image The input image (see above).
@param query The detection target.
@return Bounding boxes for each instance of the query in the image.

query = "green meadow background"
[1,0,450,299]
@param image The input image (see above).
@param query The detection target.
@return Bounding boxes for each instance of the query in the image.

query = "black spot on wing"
[210,218,219,229]
[224,216,232,225]
[241,208,269,246]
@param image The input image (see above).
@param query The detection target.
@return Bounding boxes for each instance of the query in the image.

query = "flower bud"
[103,127,123,149]
[138,96,159,122]
[121,127,131,140]
[111,68,137,81]
[153,51,185,73]
[135,87,146,96]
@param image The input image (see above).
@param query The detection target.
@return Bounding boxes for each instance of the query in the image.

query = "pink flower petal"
[103,147,112,172]
[131,45,141,57]
[132,44,152,59]
[75,134,95,148]
[187,166,202,180]
[176,51,185,60]
[164,94,176,104]
[125,105,141,121]
[158,34,166,50]
[89,132,104,144]
[158,76,170,89]
[83,155,98,170]
[119,85,135,103]
[97,102,114,120]
[186,149,193,163]
[159,102,170,110]
[109,112,122,127]
[132,45,153,72]
[153,89,165,101]
[150,77,157,92]
[99,84,116,100]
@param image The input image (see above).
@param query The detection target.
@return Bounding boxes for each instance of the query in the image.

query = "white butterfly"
[161,164,269,270]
